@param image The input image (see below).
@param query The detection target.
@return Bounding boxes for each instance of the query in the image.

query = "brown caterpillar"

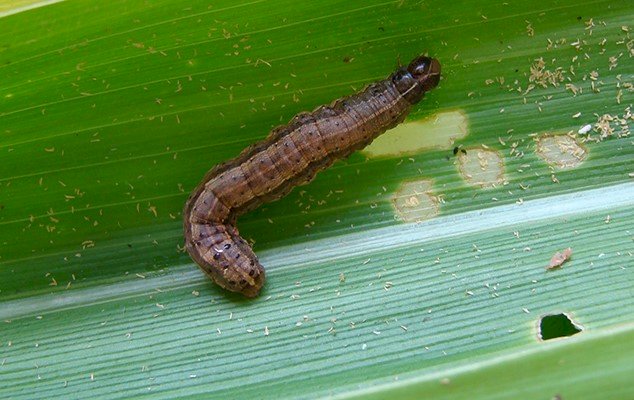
[184,55,441,297]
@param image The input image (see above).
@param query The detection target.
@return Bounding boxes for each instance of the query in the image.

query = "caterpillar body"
[184,55,441,297]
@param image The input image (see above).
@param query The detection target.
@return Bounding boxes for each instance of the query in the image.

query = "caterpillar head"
[393,56,441,104]
[407,56,441,92]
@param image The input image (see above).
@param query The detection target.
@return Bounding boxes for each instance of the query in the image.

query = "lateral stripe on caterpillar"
[184,55,441,297]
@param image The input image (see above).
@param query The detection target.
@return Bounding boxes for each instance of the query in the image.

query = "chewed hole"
[538,313,583,341]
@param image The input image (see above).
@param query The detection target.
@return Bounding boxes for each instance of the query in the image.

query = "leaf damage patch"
[535,134,588,168]
[362,110,469,157]
[538,313,583,341]
[391,179,440,222]
[456,147,506,188]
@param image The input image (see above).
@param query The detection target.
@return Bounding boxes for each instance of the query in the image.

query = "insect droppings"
[546,247,573,270]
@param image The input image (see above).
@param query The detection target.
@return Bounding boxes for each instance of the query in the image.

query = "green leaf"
[1,0,632,399]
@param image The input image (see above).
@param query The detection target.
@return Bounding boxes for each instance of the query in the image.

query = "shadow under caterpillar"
[184,55,441,297]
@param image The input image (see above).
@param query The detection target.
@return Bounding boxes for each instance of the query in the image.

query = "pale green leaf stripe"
[1,182,631,321]
[0,0,65,18]
[1,182,632,399]
[264,182,634,270]
[339,324,634,400]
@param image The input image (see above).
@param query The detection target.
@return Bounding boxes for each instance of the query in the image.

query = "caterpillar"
[184,55,441,297]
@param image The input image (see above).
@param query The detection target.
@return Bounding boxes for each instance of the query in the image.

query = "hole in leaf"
[539,313,582,341]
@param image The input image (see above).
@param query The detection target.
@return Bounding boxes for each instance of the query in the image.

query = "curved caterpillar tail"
[185,221,265,297]
[184,55,441,297]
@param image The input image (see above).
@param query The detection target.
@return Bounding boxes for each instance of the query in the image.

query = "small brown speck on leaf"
[547,247,573,270]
